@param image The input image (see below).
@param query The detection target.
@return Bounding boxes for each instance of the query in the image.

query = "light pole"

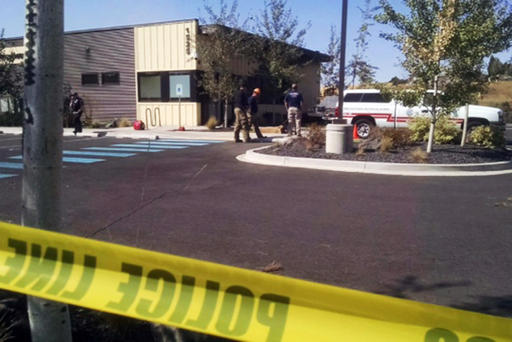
[338,0,348,121]
[22,0,72,341]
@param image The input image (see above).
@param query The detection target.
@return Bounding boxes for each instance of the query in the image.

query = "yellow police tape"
[0,221,510,342]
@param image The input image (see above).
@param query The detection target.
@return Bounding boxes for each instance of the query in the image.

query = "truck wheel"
[355,118,373,139]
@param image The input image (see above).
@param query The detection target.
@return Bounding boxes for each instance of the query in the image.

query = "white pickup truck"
[325,89,505,139]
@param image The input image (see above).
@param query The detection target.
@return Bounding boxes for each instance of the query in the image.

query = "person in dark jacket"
[69,92,84,135]
[248,88,265,139]
[233,85,251,142]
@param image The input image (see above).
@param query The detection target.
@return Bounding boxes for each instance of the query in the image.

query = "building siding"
[135,21,198,72]
[4,29,137,122]
[64,28,136,122]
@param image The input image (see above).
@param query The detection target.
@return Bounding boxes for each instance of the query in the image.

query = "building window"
[102,72,120,85]
[139,74,162,101]
[170,74,191,99]
[81,73,99,85]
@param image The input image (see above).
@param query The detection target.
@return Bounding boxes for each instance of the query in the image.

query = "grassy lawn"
[479,81,512,122]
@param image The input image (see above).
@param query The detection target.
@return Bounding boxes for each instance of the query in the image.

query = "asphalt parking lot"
[0,131,511,317]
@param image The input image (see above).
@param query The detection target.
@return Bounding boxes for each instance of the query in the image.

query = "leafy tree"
[346,0,379,87]
[321,25,341,90]
[376,0,512,152]
[488,55,505,80]
[254,0,311,101]
[199,0,251,127]
[0,30,23,125]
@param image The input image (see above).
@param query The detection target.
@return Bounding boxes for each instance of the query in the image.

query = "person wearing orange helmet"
[248,88,266,139]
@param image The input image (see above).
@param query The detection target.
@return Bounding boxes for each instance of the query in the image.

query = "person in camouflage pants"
[233,84,251,142]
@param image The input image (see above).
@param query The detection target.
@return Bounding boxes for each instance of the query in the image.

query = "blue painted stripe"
[134,141,209,146]
[83,147,164,153]
[0,174,17,179]
[0,162,23,169]
[10,155,106,163]
[63,150,135,158]
[112,144,189,150]
[158,139,224,144]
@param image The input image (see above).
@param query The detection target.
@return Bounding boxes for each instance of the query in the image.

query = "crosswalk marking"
[1,139,222,181]
[9,156,104,164]
[0,162,23,169]
[158,139,225,144]
[63,150,135,158]
[134,141,209,146]
[112,144,188,150]
[83,147,164,153]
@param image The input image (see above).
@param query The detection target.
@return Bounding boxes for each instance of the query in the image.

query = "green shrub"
[408,116,460,144]
[469,125,505,148]
[434,116,460,144]
[206,116,218,130]
[408,117,431,142]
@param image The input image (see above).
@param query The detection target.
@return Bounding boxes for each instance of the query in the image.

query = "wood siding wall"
[135,21,198,72]
[5,30,137,122]
[64,28,136,122]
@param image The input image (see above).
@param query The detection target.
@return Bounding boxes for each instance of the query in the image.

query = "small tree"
[0,30,23,125]
[199,0,251,127]
[376,0,512,153]
[346,0,378,87]
[254,0,311,101]
[321,25,341,91]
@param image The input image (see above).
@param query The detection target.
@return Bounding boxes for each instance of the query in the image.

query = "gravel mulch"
[261,138,512,164]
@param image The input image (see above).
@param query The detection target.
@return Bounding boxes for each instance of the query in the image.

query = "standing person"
[69,92,84,135]
[284,84,303,136]
[233,84,251,143]
[248,88,266,139]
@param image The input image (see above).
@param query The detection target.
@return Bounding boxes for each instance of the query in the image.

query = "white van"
[326,89,505,139]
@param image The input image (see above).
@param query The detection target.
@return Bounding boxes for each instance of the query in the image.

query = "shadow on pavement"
[454,295,512,318]
[376,275,471,299]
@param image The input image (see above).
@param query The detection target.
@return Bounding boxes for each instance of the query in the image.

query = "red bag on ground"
[133,120,145,130]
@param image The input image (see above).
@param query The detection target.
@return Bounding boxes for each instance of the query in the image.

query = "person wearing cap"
[284,84,303,136]
[248,88,266,139]
[233,84,251,143]
[69,92,84,135]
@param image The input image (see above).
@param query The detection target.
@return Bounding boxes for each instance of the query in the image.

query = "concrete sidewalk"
[0,126,285,141]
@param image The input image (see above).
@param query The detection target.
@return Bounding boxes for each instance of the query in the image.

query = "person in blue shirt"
[248,88,266,139]
[284,84,303,136]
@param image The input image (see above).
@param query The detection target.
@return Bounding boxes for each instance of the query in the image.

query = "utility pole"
[22,1,72,341]
[338,0,348,121]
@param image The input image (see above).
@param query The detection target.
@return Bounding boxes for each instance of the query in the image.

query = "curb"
[237,146,512,177]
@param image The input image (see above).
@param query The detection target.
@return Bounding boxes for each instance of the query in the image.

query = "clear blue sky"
[1,0,510,82]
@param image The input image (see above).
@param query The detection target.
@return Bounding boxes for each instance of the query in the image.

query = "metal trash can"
[325,124,353,154]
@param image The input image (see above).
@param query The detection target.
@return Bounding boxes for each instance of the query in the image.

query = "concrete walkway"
[0,126,285,141]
